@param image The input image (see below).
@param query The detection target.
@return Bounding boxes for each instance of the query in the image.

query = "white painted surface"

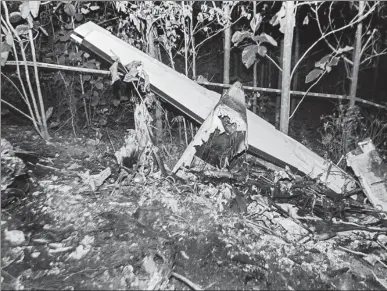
[72,22,356,194]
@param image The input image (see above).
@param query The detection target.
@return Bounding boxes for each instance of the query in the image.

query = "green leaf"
[85,61,97,69]
[1,42,10,53]
[91,94,100,107]
[59,31,72,42]
[197,12,204,23]
[250,13,262,32]
[125,61,141,80]
[6,34,14,47]
[9,12,22,23]
[64,3,76,17]
[231,31,253,45]
[89,5,100,11]
[74,13,83,22]
[123,74,138,83]
[95,82,104,90]
[83,75,91,81]
[242,45,258,69]
[252,33,277,47]
[109,61,120,84]
[305,68,323,84]
[303,15,309,25]
[1,50,10,66]
[337,46,353,54]
[19,2,30,19]
[58,55,66,65]
[81,7,89,14]
[29,1,41,18]
[112,99,120,107]
[141,71,150,91]
[15,24,29,36]
[269,3,289,34]
[129,14,141,32]
[315,54,331,68]
[45,106,53,121]
[257,45,267,57]
[329,57,339,67]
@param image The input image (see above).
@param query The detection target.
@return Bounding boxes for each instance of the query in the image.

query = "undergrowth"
[318,103,387,166]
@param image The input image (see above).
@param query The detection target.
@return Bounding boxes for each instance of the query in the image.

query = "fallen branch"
[170,272,203,291]
[196,81,387,110]
[6,60,385,110]
[35,163,61,171]
[338,246,387,269]
[5,61,112,75]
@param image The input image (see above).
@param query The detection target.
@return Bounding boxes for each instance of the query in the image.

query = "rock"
[4,229,26,246]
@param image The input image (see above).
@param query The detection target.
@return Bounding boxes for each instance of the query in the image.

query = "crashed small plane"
[71,21,356,194]
[173,81,248,172]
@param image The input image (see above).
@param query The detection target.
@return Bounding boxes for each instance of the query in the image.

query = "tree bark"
[349,1,364,107]
[275,39,284,129]
[291,27,300,115]
[252,1,258,114]
[223,4,231,94]
[279,1,295,135]
[190,1,196,79]
[147,22,163,142]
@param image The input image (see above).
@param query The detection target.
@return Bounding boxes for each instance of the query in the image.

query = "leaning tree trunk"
[279,1,295,135]
[223,4,231,94]
[349,0,364,107]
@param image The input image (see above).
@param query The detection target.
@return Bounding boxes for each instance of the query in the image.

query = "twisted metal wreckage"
[71,21,358,196]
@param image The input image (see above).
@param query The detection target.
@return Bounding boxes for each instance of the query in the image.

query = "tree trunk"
[279,1,295,135]
[190,1,196,79]
[223,4,231,94]
[373,55,380,102]
[349,1,364,107]
[252,1,258,114]
[291,27,300,115]
[275,39,284,129]
[147,22,163,142]
[182,1,188,76]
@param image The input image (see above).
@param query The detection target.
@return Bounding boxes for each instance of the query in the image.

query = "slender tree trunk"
[252,1,258,114]
[223,4,231,94]
[349,1,364,107]
[147,22,163,142]
[291,27,300,115]
[182,1,188,76]
[372,55,380,102]
[279,1,295,135]
[275,39,284,129]
[190,1,196,79]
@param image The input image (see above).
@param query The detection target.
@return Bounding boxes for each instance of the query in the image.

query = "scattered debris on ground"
[2,123,387,290]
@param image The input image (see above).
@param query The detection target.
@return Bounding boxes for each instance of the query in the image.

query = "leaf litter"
[1,123,387,290]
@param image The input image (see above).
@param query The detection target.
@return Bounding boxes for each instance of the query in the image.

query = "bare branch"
[1,99,33,121]
[291,2,379,81]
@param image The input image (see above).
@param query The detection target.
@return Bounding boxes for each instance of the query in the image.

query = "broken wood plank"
[347,139,387,212]
[71,21,356,194]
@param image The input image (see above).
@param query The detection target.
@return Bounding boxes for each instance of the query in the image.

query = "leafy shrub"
[319,103,387,165]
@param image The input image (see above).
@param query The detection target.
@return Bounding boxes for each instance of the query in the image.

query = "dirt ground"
[2,123,387,290]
